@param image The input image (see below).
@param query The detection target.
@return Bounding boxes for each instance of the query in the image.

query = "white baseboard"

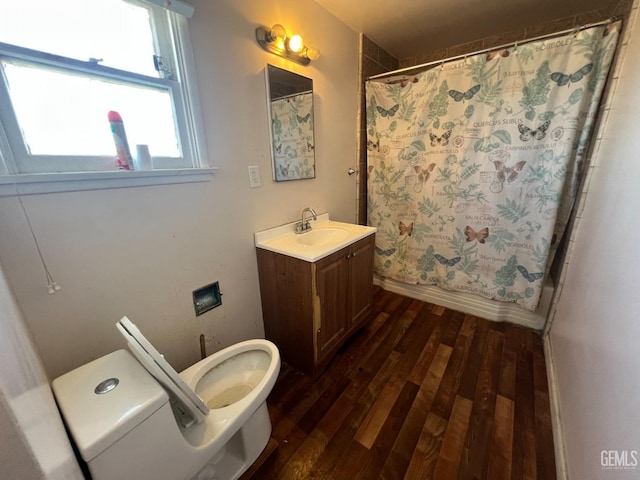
[373,275,554,330]
[543,334,568,480]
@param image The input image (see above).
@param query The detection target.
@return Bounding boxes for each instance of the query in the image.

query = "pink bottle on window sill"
[108,110,133,170]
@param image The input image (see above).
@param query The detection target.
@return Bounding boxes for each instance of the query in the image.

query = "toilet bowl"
[52,317,280,480]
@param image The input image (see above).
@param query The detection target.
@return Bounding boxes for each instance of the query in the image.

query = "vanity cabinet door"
[314,248,350,362]
[256,249,316,375]
[257,232,375,378]
[348,235,375,330]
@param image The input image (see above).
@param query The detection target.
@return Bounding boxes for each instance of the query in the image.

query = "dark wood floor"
[242,287,556,480]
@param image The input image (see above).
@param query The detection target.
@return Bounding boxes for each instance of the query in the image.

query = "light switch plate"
[248,165,261,188]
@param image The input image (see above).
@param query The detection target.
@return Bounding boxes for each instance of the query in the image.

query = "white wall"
[0,260,83,479]
[0,0,359,379]
[547,2,640,478]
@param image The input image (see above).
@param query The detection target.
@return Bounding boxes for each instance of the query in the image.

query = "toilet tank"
[52,349,172,479]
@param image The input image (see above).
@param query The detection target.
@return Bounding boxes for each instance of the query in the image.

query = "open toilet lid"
[116,317,208,426]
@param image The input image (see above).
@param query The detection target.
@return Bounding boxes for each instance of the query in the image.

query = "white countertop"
[254,214,376,262]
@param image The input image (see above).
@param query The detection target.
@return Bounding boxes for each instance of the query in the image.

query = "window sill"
[0,168,218,197]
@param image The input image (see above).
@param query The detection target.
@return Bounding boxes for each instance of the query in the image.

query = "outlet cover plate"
[193,281,222,316]
[248,165,261,188]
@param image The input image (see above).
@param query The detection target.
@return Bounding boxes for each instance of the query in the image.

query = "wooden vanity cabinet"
[256,234,375,378]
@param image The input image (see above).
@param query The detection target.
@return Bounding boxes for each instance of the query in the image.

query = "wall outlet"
[248,165,261,188]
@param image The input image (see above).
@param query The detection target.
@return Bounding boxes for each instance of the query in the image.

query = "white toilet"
[52,317,281,480]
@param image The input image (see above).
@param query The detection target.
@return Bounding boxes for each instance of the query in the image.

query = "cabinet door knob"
[346,253,352,259]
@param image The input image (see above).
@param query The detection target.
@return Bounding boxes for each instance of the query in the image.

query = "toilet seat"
[116,317,208,426]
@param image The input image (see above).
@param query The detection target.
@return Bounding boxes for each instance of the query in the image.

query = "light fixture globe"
[269,24,286,41]
[287,34,304,53]
[305,45,320,61]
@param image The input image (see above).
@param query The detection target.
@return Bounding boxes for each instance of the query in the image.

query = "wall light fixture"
[255,24,320,66]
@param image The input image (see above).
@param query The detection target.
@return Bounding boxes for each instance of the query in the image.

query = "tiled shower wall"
[547,0,638,333]
[357,36,398,224]
[356,0,633,227]
[397,0,634,69]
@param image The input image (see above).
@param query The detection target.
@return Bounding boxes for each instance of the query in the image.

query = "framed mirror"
[265,64,315,181]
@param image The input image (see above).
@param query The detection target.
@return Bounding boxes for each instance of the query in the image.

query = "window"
[0,0,206,175]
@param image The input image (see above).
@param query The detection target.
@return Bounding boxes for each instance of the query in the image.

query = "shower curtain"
[366,22,620,311]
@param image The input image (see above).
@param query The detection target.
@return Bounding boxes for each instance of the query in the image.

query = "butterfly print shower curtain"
[366,22,620,310]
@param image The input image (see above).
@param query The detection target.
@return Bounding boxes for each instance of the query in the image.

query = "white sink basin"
[296,228,349,246]
[255,214,376,262]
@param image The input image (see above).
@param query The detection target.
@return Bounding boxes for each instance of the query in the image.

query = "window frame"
[0,1,208,176]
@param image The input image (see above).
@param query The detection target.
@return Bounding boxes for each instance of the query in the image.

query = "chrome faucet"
[296,207,317,234]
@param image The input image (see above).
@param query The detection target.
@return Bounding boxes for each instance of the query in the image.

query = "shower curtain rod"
[368,16,619,81]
